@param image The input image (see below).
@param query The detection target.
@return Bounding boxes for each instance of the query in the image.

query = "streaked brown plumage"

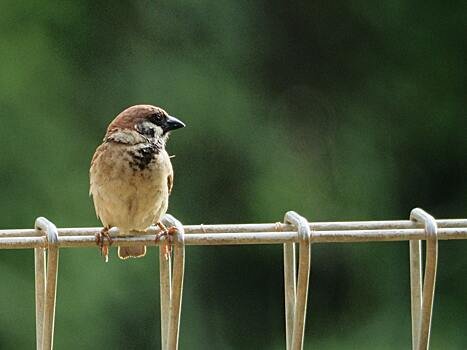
[89,104,185,261]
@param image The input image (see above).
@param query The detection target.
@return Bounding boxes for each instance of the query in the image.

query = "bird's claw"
[96,227,113,262]
[156,222,177,260]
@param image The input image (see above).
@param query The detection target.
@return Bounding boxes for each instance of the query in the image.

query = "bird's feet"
[96,226,113,262]
[156,222,177,260]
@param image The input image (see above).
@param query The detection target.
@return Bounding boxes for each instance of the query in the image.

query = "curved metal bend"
[409,208,438,350]
[35,217,59,245]
[34,217,60,350]
[284,211,311,350]
[160,214,185,350]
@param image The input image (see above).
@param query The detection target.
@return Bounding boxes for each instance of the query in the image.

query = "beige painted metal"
[0,211,464,349]
[159,214,185,350]
[34,247,46,350]
[34,217,60,350]
[1,219,466,238]
[283,239,296,350]
[284,211,311,350]
[409,239,422,350]
[167,215,185,350]
[159,244,171,349]
[409,208,438,350]
[0,227,466,249]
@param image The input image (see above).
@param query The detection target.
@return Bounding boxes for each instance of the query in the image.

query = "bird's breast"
[127,143,162,172]
[90,142,172,231]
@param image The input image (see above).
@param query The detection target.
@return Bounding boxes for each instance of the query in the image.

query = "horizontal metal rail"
[1,219,467,238]
[0,226,466,250]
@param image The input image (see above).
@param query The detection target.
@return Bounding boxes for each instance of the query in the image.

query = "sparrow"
[89,104,185,261]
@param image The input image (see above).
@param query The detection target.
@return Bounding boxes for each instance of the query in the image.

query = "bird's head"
[105,104,186,144]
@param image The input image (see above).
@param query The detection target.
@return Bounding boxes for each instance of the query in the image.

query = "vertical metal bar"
[35,217,59,350]
[35,247,46,350]
[159,214,186,350]
[42,246,59,350]
[284,211,312,350]
[292,236,311,350]
[418,239,437,350]
[410,208,438,350]
[409,240,422,350]
[283,242,296,350]
[160,246,171,350]
[167,221,185,350]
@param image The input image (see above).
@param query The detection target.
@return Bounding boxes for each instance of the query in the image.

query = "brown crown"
[105,104,167,135]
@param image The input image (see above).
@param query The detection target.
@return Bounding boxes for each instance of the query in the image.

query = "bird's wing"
[89,143,106,220]
[167,173,173,195]
[89,143,104,196]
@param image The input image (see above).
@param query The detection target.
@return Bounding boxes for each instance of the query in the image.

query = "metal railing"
[1,208,466,350]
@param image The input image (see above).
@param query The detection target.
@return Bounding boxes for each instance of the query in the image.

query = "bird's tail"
[118,245,147,260]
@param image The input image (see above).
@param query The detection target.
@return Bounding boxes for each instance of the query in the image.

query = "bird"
[89,104,185,261]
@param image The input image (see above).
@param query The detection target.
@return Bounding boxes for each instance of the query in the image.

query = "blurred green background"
[1,1,466,349]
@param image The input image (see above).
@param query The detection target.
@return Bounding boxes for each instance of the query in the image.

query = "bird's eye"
[149,113,163,124]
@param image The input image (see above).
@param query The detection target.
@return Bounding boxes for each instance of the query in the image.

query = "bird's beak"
[164,115,186,132]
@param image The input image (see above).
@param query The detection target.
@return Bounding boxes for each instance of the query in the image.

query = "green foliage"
[0,1,466,348]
